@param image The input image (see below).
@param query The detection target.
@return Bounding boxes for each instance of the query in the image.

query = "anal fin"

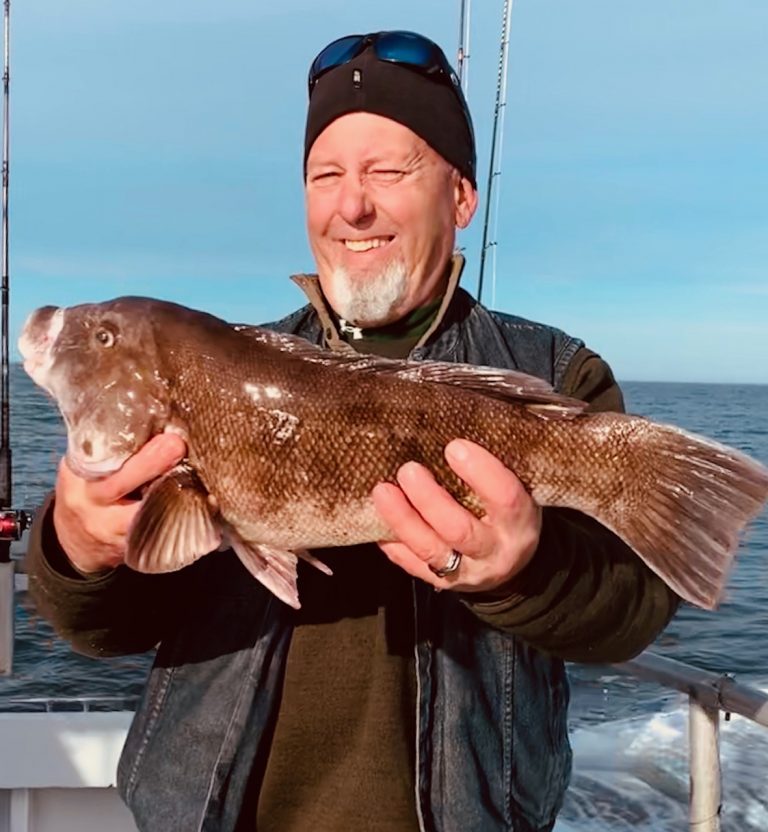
[227,535,332,609]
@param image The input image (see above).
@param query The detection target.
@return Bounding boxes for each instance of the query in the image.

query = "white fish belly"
[226,496,390,549]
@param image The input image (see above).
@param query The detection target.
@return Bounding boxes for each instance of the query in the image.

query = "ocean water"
[558,381,768,830]
[2,367,767,827]
[3,364,155,706]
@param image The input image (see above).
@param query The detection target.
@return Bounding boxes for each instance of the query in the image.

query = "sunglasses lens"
[374,31,437,69]
[310,35,364,79]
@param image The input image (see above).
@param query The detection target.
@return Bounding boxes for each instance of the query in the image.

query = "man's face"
[305,113,477,327]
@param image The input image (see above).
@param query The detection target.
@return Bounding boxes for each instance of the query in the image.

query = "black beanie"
[304,45,476,186]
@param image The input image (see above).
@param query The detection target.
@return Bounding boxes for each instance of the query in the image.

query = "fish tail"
[587,419,768,609]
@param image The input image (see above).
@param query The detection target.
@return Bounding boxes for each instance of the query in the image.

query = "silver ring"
[430,550,462,578]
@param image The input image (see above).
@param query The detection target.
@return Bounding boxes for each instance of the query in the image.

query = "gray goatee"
[331,259,408,327]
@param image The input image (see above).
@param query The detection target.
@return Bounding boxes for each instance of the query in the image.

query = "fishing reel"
[0,509,32,541]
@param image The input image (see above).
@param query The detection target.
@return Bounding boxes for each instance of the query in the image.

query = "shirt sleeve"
[463,347,681,663]
[25,493,190,657]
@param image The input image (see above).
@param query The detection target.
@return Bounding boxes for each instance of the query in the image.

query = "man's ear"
[454,175,479,229]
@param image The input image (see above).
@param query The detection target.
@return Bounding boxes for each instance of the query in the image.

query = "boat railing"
[0,695,139,713]
[615,650,768,832]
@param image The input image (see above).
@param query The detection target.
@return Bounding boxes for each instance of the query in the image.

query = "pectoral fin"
[227,535,332,609]
[126,462,221,573]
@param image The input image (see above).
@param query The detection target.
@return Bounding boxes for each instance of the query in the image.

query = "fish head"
[19,298,172,479]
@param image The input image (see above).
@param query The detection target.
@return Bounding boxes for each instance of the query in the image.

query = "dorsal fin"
[231,325,586,414]
[387,361,587,413]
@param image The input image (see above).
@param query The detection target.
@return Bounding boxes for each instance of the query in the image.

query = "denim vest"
[117,285,583,832]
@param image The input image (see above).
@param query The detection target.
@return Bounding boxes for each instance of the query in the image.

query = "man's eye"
[371,169,403,181]
[312,171,340,182]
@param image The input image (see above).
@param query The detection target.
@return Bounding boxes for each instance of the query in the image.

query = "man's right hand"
[53,433,187,575]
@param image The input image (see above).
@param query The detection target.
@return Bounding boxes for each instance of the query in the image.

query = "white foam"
[556,694,768,831]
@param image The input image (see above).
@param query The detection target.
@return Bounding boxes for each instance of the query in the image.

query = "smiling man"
[305,114,476,330]
[26,31,680,832]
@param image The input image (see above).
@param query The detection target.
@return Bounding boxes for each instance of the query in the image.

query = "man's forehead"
[307,112,430,164]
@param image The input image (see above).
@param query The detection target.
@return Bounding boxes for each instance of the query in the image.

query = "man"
[27,31,679,832]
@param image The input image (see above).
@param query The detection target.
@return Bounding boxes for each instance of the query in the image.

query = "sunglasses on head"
[308,30,471,121]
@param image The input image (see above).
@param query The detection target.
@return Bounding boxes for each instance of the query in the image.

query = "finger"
[55,459,140,533]
[378,540,453,588]
[445,440,542,564]
[372,476,486,582]
[66,505,138,556]
[372,481,450,563]
[391,461,490,558]
[87,433,187,505]
[373,482,463,577]
[444,439,528,521]
[53,466,141,570]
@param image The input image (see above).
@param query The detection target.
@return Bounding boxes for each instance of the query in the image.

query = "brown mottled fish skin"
[18,297,768,610]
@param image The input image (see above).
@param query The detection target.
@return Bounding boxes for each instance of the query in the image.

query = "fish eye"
[95,327,116,348]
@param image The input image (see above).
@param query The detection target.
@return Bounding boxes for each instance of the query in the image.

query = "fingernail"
[398,461,422,483]
[446,439,468,463]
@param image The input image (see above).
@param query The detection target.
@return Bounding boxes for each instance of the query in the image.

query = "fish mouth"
[18,307,64,387]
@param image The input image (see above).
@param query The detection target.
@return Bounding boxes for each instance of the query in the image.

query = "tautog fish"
[18,297,768,610]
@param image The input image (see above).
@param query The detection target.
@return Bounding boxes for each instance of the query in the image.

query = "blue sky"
[8,0,768,383]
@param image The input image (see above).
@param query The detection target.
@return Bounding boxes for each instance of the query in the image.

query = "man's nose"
[337,176,374,226]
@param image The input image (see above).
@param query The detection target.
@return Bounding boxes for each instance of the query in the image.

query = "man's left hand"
[372,439,542,593]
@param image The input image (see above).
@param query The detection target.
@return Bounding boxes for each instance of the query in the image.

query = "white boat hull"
[0,711,138,832]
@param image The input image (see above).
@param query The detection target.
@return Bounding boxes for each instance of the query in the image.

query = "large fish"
[18,297,768,610]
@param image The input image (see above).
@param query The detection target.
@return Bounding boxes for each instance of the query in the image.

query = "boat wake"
[556,692,768,831]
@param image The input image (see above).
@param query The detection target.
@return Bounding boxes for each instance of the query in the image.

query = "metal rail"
[0,695,139,713]
[616,650,768,831]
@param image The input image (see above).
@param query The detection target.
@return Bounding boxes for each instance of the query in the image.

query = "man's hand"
[53,433,187,575]
[372,439,542,593]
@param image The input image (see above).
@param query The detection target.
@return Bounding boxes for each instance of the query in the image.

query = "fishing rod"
[0,0,25,545]
[0,0,11,676]
[456,0,472,91]
[454,0,472,264]
[477,0,514,305]
[0,0,30,678]
[0,0,11,550]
